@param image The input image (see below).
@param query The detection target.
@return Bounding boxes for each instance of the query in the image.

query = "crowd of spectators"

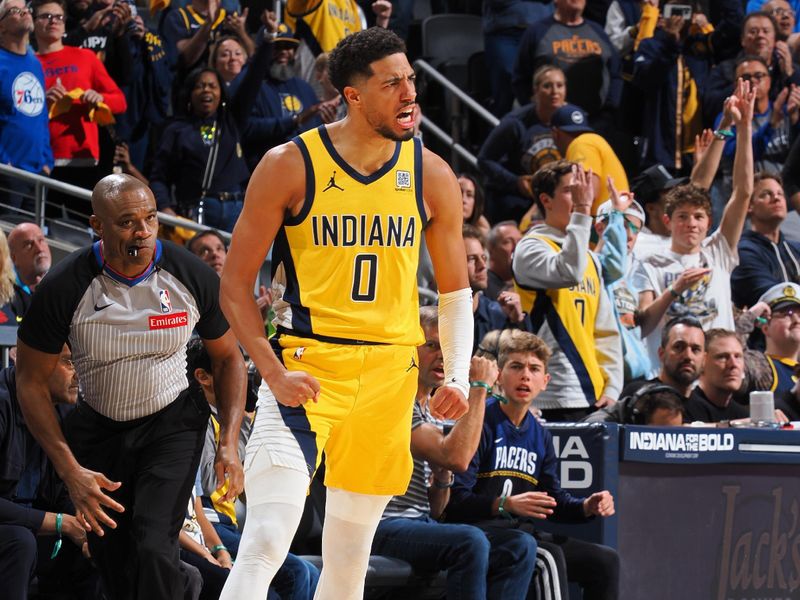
[2,0,800,598]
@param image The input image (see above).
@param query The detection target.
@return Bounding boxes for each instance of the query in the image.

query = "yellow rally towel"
[48,88,115,125]
[150,0,170,14]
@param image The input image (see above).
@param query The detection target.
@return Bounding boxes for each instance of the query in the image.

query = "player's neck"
[327,119,401,176]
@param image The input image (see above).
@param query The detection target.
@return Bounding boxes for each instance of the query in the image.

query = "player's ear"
[343,84,360,106]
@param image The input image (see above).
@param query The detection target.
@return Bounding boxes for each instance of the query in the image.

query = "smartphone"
[664,4,692,19]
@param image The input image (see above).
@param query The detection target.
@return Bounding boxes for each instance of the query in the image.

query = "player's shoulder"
[421,145,458,190]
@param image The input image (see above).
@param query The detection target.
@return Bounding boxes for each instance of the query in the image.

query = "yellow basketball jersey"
[285,0,361,54]
[272,125,426,346]
[514,235,606,402]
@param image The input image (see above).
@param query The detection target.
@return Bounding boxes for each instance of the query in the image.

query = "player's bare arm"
[220,143,321,407]
[422,148,471,421]
[16,340,124,536]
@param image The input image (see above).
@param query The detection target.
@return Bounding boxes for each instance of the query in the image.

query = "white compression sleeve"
[437,287,473,399]
[219,449,310,600]
[313,488,392,600]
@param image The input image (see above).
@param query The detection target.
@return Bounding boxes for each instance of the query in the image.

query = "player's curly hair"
[328,27,407,100]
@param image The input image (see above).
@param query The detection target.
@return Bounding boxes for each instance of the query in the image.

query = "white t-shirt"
[632,229,670,262]
[633,229,739,365]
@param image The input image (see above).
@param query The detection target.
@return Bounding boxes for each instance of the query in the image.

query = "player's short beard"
[270,62,294,82]
[375,124,415,142]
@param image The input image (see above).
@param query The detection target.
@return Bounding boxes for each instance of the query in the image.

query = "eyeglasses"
[772,307,800,320]
[34,12,65,22]
[739,72,769,83]
[0,5,31,19]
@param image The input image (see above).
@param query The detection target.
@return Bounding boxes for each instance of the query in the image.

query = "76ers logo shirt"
[12,71,45,117]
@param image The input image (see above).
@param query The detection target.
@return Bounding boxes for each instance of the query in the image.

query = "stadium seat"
[421,14,483,83]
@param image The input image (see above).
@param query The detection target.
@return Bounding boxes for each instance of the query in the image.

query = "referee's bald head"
[91,174,155,219]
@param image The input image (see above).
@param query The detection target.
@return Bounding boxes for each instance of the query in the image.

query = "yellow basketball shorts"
[256,334,419,496]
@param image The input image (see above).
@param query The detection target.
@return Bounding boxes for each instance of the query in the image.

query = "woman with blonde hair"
[0,230,19,322]
[478,65,567,224]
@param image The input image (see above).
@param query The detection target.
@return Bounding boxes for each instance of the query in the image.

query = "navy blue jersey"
[446,398,586,523]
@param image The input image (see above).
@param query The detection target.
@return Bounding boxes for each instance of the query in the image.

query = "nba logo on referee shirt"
[159,289,172,313]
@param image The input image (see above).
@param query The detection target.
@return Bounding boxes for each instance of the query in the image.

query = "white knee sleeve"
[313,488,392,600]
[219,450,310,600]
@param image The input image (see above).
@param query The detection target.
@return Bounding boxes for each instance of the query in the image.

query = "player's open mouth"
[397,107,415,128]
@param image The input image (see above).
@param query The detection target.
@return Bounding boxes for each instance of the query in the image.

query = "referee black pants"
[65,392,210,600]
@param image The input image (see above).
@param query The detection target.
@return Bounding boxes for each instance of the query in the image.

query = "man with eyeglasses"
[704,9,800,127]
[32,0,126,217]
[752,0,800,34]
[757,282,800,394]
[464,225,528,354]
[0,0,53,213]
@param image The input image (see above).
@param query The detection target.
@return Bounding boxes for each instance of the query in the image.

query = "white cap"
[757,282,800,311]
[595,197,646,224]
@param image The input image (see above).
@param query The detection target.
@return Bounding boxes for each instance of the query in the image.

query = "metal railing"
[413,58,500,169]
[0,163,231,243]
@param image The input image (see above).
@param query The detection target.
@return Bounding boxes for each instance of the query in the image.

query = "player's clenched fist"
[270,370,321,407]
[429,386,468,420]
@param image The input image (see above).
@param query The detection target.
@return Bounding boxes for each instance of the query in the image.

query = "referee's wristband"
[470,381,493,393]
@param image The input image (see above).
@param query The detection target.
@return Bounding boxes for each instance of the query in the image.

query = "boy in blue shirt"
[446,329,620,600]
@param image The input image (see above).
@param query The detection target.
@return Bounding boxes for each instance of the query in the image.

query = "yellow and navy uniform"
[273,125,426,346]
[767,355,798,396]
[514,235,607,403]
[258,125,426,494]
[285,0,361,55]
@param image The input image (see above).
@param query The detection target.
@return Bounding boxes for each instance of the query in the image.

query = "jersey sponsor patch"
[12,72,45,117]
[149,311,188,330]
[159,289,172,313]
[395,170,411,189]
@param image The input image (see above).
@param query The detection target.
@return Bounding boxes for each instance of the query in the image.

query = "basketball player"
[218,28,472,600]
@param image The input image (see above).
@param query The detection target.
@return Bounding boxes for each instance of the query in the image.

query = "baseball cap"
[551,104,593,134]
[273,23,299,45]
[630,164,688,205]
[596,197,646,224]
[758,282,800,312]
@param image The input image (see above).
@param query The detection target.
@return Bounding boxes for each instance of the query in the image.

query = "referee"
[15,175,247,599]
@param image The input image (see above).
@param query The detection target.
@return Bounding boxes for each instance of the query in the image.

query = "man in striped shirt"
[371,307,537,599]
[15,174,247,600]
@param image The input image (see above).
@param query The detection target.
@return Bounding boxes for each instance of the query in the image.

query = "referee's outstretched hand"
[429,386,468,421]
[64,466,124,537]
